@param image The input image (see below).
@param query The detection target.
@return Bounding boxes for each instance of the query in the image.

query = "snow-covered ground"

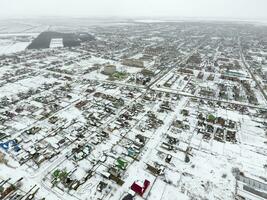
[0,20,267,200]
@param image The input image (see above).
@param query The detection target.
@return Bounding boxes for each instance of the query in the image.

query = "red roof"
[130,179,150,196]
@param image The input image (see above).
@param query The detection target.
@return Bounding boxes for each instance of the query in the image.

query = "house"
[130,179,150,196]
[0,140,20,152]
[116,158,128,170]
[146,163,165,176]
[122,194,134,200]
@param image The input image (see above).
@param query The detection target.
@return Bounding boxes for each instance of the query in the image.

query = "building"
[144,47,162,56]
[236,174,267,200]
[122,194,134,200]
[49,38,64,48]
[263,69,267,81]
[130,179,150,196]
[103,65,116,75]
[122,59,144,68]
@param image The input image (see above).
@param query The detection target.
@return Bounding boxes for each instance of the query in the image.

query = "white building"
[50,38,64,48]
[236,174,267,200]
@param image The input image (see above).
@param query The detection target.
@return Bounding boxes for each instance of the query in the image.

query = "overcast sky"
[1,0,267,20]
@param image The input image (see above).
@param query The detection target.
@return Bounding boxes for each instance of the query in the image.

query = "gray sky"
[1,0,267,20]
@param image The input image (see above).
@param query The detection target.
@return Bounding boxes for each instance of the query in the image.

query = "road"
[151,86,267,111]
[239,37,267,102]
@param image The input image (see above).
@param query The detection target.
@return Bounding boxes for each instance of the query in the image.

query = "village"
[0,20,267,200]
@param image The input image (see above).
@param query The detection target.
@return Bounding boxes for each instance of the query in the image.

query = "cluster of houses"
[0,21,267,200]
